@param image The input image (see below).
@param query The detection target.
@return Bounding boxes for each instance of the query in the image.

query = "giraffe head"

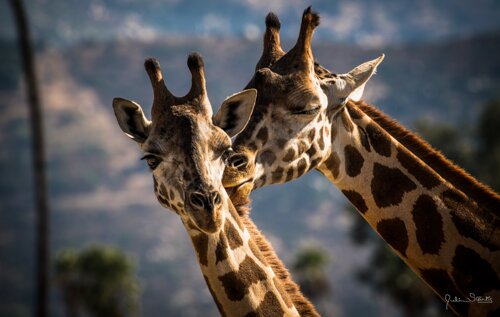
[113,53,255,234]
[222,8,384,191]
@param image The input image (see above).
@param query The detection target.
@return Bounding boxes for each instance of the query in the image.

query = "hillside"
[0,31,499,316]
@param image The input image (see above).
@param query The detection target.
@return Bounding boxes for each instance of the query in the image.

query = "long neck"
[317,101,500,317]
[187,203,300,317]
[234,201,320,317]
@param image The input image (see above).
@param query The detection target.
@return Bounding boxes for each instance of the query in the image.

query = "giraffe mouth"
[225,178,254,203]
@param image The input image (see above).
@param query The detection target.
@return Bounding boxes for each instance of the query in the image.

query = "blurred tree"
[348,98,500,317]
[54,245,140,317]
[9,1,50,316]
[292,246,330,301]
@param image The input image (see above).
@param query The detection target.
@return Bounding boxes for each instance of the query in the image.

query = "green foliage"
[54,245,140,317]
[292,246,330,301]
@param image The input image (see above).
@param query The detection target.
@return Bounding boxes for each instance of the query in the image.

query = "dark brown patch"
[256,127,269,144]
[168,189,175,201]
[344,145,364,177]
[191,234,209,266]
[225,220,243,250]
[260,150,277,166]
[297,141,308,156]
[356,100,500,215]
[309,157,322,171]
[156,194,171,208]
[274,276,293,308]
[247,141,258,152]
[342,190,368,214]
[341,110,354,132]
[451,245,500,295]
[323,151,340,179]
[272,166,284,183]
[203,275,228,317]
[308,128,316,141]
[285,168,294,182]
[296,158,308,177]
[419,269,468,317]
[276,138,287,148]
[317,131,325,150]
[397,147,441,189]
[358,127,371,152]
[305,144,317,159]
[412,195,444,255]
[219,256,268,301]
[215,231,228,264]
[153,176,158,192]
[371,163,417,208]
[250,291,285,317]
[159,183,169,198]
[330,125,338,143]
[442,189,500,251]
[283,148,295,162]
[347,103,364,120]
[377,218,409,257]
[366,122,392,157]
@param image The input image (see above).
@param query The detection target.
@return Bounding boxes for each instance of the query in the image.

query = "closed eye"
[291,105,321,115]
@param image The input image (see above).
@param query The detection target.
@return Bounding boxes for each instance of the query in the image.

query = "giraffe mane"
[230,192,319,317]
[351,100,500,215]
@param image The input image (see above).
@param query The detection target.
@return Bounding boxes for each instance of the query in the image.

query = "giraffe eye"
[221,147,234,165]
[141,154,162,170]
[291,104,321,116]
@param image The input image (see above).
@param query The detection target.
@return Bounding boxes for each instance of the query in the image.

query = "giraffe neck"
[187,202,300,317]
[232,197,320,317]
[317,101,500,317]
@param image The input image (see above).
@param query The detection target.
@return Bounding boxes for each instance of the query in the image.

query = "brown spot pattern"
[371,163,417,208]
[344,145,364,177]
[272,166,284,183]
[323,151,340,179]
[192,234,209,266]
[347,103,364,120]
[397,147,440,189]
[203,275,228,317]
[215,231,228,264]
[297,158,308,177]
[256,127,269,144]
[377,218,409,257]
[341,110,354,132]
[443,189,500,251]
[225,220,243,250]
[245,291,285,317]
[219,256,268,301]
[451,245,500,295]
[342,190,368,214]
[260,150,277,166]
[419,269,468,317]
[412,195,444,255]
[283,148,295,162]
[308,128,316,141]
[285,168,294,182]
[358,127,371,152]
[366,122,392,157]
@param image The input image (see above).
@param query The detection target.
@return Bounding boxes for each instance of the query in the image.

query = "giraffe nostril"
[229,154,248,169]
[190,192,205,209]
[212,192,222,205]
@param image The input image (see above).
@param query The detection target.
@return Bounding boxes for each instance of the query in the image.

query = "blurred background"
[1,0,500,316]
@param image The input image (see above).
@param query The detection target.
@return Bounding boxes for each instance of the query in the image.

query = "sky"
[1,0,500,47]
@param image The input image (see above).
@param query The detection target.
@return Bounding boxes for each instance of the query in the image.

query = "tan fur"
[353,100,500,215]
[229,189,320,317]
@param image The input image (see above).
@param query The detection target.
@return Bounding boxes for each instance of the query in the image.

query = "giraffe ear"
[328,54,384,103]
[213,89,256,137]
[113,97,151,143]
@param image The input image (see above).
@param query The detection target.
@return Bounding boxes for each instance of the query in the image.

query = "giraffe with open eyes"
[221,7,500,317]
[113,52,319,316]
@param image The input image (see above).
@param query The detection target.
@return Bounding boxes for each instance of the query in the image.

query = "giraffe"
[112,53,319,316]
[221,8,500,317]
